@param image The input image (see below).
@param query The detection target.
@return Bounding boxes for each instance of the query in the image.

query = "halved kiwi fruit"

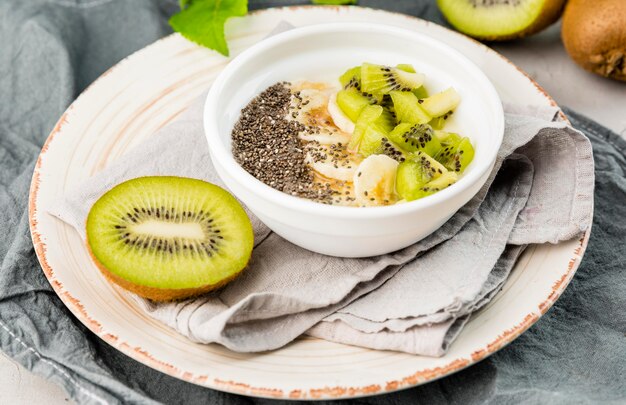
[361,63,425,94]
[437,0,566,41]
[86,176,254,302]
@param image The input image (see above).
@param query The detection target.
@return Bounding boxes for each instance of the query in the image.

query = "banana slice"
[290,86,351,146]
[299,127,352,145]
[327,92,355,134]
[353,154,399,206]
[305,143,362,182]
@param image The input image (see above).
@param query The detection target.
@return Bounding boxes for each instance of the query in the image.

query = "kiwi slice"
[434,136,475,173]
[395,64,429,98]
[361,63,425,94]
[86,176,254,302]
[348,105,395,152]
[339,66,361,90]
[429,116,446,130]
[420,87,461,118]
[389,91,431,124]
[412,86,429,100]
[358,126,405,159]
[417,172,459,198]
[378,137,408,162]
[388,123,442,156]
[396,152,449,201]
[396,63,416,73]
[435,130,462,145]
[336,88,377,122]
[338,66,384,103]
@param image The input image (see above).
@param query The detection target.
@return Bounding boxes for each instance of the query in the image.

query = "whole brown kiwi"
[562,0,626,81]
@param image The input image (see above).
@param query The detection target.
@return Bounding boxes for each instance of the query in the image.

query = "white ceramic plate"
[29,6,590,400]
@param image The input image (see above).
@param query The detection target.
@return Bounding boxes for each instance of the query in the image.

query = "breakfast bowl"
[204,23,504,257]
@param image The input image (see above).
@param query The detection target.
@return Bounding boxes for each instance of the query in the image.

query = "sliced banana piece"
[353,154,399,206]
[327,92,355,134]
[305,143,362,182]
[290,86,351,146]
[298,127,352,145]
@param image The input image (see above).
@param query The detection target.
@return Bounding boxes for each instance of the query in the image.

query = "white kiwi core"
[131,220,205,240]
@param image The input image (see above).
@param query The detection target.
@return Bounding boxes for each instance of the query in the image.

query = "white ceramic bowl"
[204,23,504,257]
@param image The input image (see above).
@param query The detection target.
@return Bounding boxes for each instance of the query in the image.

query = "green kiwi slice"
[418,171,459,197]
[378,136,408,162]
[338,66,384,103]
[395,63,416,73]
[396,151,449,201]
[86,176,254,302]
[429,116,445,130]
[420,87,461,117]
[435,130,462,145]
[336,87,377,122]
[388,123,442,157]
[348,105,395,152]
[434,135,475,173]
[339,66,362,90]
[361,63,425,94]
[395,64,429,99]
[389,91,431,124]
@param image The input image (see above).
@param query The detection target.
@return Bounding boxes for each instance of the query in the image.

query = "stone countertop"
[1,22,625,405]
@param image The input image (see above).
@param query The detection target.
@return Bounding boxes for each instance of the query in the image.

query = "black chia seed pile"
[231,83,338,204]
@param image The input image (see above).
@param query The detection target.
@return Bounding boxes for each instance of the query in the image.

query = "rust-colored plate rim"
[28,5,591,400]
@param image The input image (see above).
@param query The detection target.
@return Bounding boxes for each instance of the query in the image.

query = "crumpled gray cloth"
[50,88,594,356]
[2,0,625,404]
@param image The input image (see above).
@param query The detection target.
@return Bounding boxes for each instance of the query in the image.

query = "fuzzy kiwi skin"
[86,238,249,302]
[438,0,566,41]
[562,0,626,82]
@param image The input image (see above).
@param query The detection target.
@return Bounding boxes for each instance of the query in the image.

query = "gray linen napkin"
[48,94,594,356]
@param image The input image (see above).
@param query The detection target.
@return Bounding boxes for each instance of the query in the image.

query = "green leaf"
[169,0,248,57]
[312,0,358,4]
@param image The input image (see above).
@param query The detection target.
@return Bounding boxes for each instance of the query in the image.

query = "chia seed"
[231,83,337,204]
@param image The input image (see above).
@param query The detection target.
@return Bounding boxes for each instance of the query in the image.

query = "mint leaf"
[169,0,248,57]
[312,0,358,4]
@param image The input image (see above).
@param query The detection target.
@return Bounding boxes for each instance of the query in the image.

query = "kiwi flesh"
[412,86,429,100]
[388,123,442,157]
[361,63,425,94]
[428,116,446,130]
[434,135,475,173]
[348,105,394,152]
[417,172,459,198]
[437,0,566,41]
[86,176,254,302]
[378,137,408,162]
[336,88,376,122]
[395,152,448,201]
[338,66,384,103]
[395,65,429,98]
[389,91,432,124]
[358,126,405,159]
[340,66,361,90]
[420,87,461,118]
